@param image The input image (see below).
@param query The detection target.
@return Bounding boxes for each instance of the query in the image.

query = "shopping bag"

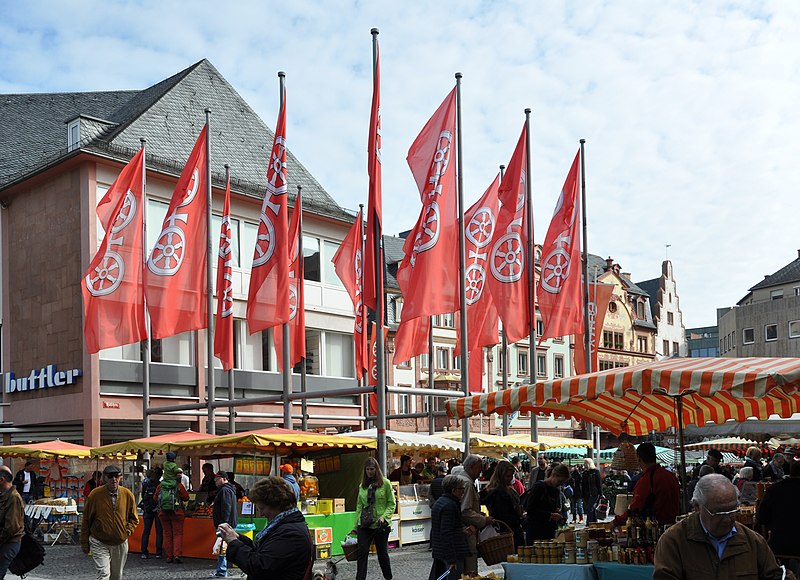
[9,532,45,577]
[479,524,499,542]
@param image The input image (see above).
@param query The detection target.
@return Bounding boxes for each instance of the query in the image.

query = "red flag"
[396,87,459,322]
[538,150,582,341]
[394,315,430,365]
[367,322,387,416]
[144,126,208,339]
[468,347,484,394]
[455,174,501,357]
[247,90,290,334]
[274,192,306,371]
[213,175,234,371]
[363,44,383,312]
[332,209,367,379]
[82,148,147,353]
[486,125,530,344]
[574,283,614,375]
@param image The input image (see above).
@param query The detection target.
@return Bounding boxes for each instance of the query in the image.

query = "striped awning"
[684,436,769,454]
[445,358,800,435]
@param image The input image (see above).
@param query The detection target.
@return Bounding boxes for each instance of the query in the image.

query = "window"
[240,220,259,270]
[603,331,624,350]
[497,348,505,375]
[765,324,778,342]
[436,348,449,370]
[518,350,529,376]
[303,236,321,282]
[637,301,644,319]
[794,286,800,297]
[325,331,355,378]
[67,119,80,151]
[742,328,755,345]
[553,355,564,378]
[536,319,544,337]
[441,313,455,328]
[667,312,674,325]
[212,214,241,267]
[771,290,784,300]
[790,321,800,339]
[323,240,343,287]
[663,340,670,356]
[673,342,680,356]
[536,354,546,377]
[151,332,194,365]
[637,336,648,353]
[394,299,404,322]
[599,360,614,371]
[420,353,429,369]
[452,351,461,371]
[608,302,618,313]
[146,199,170,255]
[397,394,411,415]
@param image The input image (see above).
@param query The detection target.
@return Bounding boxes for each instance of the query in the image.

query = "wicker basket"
[611,441,639,471]
[341,539,359,562]
[477,519,515,566]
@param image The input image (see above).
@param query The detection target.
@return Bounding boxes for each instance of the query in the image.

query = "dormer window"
[67,119,80,151]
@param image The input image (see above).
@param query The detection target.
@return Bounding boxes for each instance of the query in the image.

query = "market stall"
[437,431,539,458]
[132,427,377,559]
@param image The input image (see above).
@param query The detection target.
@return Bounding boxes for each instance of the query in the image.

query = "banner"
[538,150,582,341]
[367,322,387,415]
[573,282,615,375]
[144,126,208,339]
[364,44,383,312]
[82,148,147,353]
[394,315,429,366]
[213,175,234,371]
[486,125,530,344]
[247,89,290,333]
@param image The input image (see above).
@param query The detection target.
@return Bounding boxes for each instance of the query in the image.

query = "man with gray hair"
[0,465,25,579]
[452,455,492,575]
[654,474,784,579]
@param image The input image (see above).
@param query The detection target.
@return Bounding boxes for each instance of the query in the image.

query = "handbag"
[9,532,45,577]
[594,494,610,520]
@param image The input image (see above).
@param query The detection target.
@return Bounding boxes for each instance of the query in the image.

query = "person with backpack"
[0,466,25,579]
[155,468,189,564]
[139,467,163,559]
[212,471,239,578]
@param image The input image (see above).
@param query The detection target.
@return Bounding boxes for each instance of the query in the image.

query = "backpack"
[9,532,45,577]
[158,480,179,512]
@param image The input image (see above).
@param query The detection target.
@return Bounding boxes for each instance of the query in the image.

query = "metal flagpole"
[225,164,236,435]
[204,109,216,434]
[428,317,435,435]
[297,185,308,432]
[357,204,369,430]
[579,138,593,459]
[499,164,509,437]
[371,29,388,473]
[455,72,470,457]
[524,108,538,444]
[140,138,151,441]
[278,71,292,430]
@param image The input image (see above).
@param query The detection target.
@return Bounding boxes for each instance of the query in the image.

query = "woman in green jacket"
[353,457,396,580]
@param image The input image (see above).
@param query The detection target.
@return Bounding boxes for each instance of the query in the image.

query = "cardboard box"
[314,527,333,545]
[333,498,346,513]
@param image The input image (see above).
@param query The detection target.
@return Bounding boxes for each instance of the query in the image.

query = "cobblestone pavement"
[24,543,505,579]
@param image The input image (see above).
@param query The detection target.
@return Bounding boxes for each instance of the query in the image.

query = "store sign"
[4,364,82,394]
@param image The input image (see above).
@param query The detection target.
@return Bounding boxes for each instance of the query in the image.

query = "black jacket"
[756,477,800,557]
[431,493,470,564]
[570,469,583,497]
[227,510,313,580]
[212,482,238,528]
[581,469,602,499]
[523,481,562,541]
[429,475,445,504]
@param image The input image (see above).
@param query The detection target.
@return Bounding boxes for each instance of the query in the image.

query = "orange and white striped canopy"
[445,358,800,435]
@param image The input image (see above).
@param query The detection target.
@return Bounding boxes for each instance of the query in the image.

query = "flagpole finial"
[140,138,146,146]
[278,71,286,79]
[205,107,211,114]
[224,163,229,170]
[455,72,463,80]
[524,108,531,114]
[580,138,586,144]
[371,27,379,35]
[499,164,505,171]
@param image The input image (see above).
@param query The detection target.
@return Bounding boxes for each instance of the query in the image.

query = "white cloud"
[2,0,800,326]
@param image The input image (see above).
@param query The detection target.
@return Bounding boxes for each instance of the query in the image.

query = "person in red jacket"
[613,442,681,527]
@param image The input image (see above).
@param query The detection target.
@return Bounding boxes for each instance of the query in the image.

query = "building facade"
[686,326,719,358]
[636,260,688,358]
[718,251,800,357]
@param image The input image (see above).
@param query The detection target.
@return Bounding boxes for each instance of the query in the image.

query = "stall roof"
[91,430,218,457]
[0,439,92,458]
[343,429,462,456]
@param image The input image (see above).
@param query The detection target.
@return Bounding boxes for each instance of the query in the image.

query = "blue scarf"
[255,507,300,543]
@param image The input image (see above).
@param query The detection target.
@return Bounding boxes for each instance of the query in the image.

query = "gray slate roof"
[635,277,660,306]
[749,256,800,291]
[0,59,350,222]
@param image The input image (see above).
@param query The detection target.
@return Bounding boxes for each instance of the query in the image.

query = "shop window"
[303,235,321,282]
[323,240,343,287]
[790,320,800,339]
[765,324,778,342]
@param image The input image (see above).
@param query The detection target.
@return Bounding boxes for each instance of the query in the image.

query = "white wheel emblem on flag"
[465,263,486,305]
[148,226,186,275]
[289,283,298,321]
[178,168,200,208]
[371,340,378,381]
[86,251,125,296]
[111,191,136,234]
[490,232,524,283]
[541,247,571,294]
[252,213,277,267]
[410,201,440,266]
[466,208,495,248]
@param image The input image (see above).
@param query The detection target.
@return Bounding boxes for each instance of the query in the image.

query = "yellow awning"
[0,439,92,459]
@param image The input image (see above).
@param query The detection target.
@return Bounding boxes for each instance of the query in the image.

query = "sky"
[2,0,799,328]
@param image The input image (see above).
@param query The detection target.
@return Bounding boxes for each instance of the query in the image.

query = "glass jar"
[298,475,319,500]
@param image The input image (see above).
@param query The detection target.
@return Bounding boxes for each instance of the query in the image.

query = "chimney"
[605,257,614,270]
[797,249,800,259]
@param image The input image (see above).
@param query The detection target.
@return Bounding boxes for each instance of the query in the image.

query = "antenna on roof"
[665,244,671,260]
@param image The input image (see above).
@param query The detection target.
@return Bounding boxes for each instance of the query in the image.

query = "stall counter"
[501,562,654,580]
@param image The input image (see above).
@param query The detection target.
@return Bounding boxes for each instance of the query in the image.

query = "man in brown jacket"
[654,473,786,580]
[0,466,25,579]
[81,465,139,580]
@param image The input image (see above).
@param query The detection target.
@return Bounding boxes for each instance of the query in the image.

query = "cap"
[103,465,121,476]
[280,464,294,474]
[437,464,448,473]
[175,468,184,474]
[707,449,723,461]
[214,470,228,479]
[166,452,177,461]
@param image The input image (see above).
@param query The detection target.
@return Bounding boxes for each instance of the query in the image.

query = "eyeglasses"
[702,504,740,518]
